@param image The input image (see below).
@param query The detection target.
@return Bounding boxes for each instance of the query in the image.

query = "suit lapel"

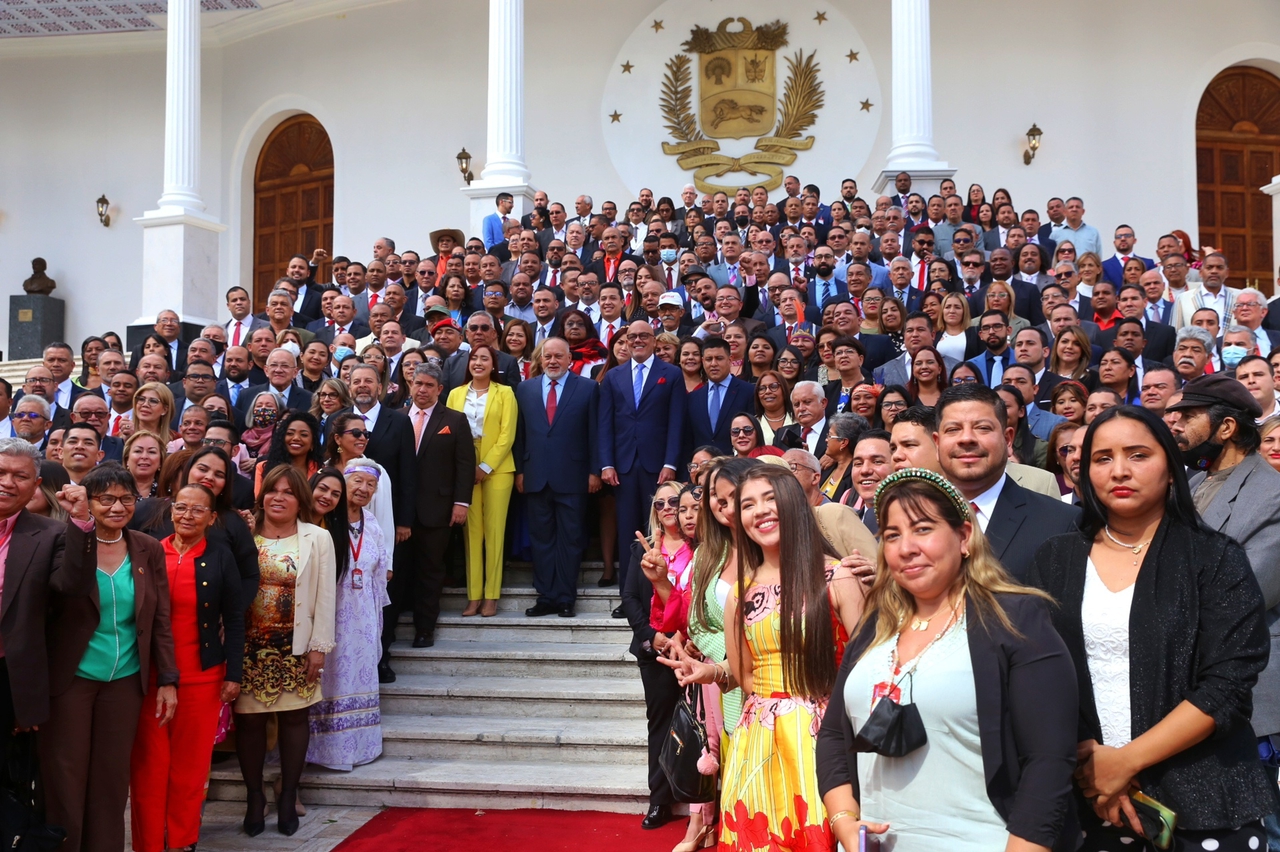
[985,480,1026,561]
[0,513,38,625]
[551,374,577,432]
[128,531,147,623]
[417,405,449,457]
[1200,456,1253,531]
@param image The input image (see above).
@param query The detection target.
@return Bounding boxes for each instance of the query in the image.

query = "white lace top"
[1082,557,1134,746]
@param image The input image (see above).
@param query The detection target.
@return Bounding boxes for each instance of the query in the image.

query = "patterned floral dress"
[237,534,321,712]
[719,566,847,851]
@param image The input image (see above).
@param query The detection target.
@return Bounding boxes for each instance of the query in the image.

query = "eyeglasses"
[136,396,163,406]
[93,494,137,508]
[185,374,214,381]
[202,437,230,448]
[1057,446,1076,458]
[915,240,934,247]
[172,503,211,518]
[961,261,984,268]
[757,382,782,392]
[466,324,492,333]
[11,412,44,421]
[689,486,704,502]
[730,425,756,437]
[953,375,978,384]
[652,496,681,511]
[23,378,51,385]
[316,391,342,400]
[341,429,370,439]
[1054,272,1075,279]
[687,461,708,474]
[881,400,908,410]
[75,410,108,420]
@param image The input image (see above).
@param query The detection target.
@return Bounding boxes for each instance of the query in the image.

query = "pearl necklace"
[1104,526,1152,567]
[96,532,123,544]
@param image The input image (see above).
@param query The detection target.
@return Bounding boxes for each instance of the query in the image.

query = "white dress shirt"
[967,473,1008,534]
[54,379,74,410]
[801,416,826,455]
[355,401,381,431]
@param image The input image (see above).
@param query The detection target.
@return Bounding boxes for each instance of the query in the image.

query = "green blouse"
[77,555,141,683]
[685,545,744,734]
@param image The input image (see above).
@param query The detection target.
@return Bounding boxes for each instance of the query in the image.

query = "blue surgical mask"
[1222,344,1249,368]
[660,248,678,264]
[333,346,354,362]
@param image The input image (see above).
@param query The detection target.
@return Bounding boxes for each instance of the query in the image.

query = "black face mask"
[1181,438,1224,471]
[735,215,750,228]
[814,263,835,277]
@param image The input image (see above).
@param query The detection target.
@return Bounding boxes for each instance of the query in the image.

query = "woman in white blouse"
[446,344,517,618]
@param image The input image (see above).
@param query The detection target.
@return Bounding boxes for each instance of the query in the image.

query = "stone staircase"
[207,562,653,813]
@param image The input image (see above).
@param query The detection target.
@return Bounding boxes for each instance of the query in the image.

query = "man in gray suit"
[1168,372,1280,839]
[872,313,958,386]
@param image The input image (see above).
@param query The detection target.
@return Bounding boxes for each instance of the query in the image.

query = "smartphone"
[1130,792,1176,850]
[858,824,880,852]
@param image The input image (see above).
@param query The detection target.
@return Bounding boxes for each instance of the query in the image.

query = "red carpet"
[335,807,692,851]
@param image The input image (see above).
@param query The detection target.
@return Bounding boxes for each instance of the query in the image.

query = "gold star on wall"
[814,11,827,24]
[651,19,664,32]
[609,111,623,123]
[846,50,859,62]
[620,61,634,74]
[859,99,874,112]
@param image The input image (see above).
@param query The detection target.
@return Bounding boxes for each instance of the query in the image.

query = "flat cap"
[1165,372,1263,418]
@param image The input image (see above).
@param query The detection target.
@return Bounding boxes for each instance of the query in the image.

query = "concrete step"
[378,674,645,718]
[208,755,649,813]
[379,714,647,764]
[502,561,610,586]
[388,640,637,678]
[397,611,631,644]
[440,585,622,614]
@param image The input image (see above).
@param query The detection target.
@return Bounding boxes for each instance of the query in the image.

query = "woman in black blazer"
[1028,406,1274,851]
[816,468,1079,852]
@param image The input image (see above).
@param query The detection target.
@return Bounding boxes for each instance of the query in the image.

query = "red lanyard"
[349,522,364,564]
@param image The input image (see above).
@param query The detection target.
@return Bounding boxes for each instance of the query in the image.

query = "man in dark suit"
[599,321,686,598]
[233,348,313,417]
[585,227,634,285]
[684,338,754,459]
[398,363,474,652]
[0,440,95,753]
[129,310,188,378]
[67,394,122,463]
[1100,307,1176,365]
[347,363,416,541]
[889,171,912,209]
[935,384,1079,579]
[773,380,830,458]
[309,295,370,344]
[1101,225,1154,286]
[884,258,925,313]
[515,339,600,618]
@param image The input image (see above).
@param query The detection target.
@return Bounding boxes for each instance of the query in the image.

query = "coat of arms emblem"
[661,17,825,193]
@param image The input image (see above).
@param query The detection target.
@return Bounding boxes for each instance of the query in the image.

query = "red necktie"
[110,416,121,437]
[801,426,812,444]
[549,269,558,288]
[666,267,674,288]
[793,266,804,285]
[231,321,242,347]
[327,319,334,327]
[606,256,619,281]
[606,324,615,346]
[370,292,379,306]
[546,379,558,425]
[970,502,980,519]
[918,263,927,289]
[786,324,795,342]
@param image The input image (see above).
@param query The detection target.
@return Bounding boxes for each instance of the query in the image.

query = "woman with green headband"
[816,467,1078,852]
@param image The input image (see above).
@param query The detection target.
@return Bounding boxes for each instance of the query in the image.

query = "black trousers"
[410,522,454,636]
[614,468,660,589]
[637,656,679,807]
[527,488,586,607]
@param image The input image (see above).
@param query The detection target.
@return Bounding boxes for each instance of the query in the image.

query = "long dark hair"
[309,468,351,580]
[733,465,836,699]
[995,384,1038,466]
[180,446,235,515]
[688,457,753,631]
[324,412,366,467]
[79,336,106,384]
[1077,405,1201,539]
[263,410,323,473]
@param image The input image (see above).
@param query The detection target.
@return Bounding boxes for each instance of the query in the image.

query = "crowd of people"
[4,172,1280,850]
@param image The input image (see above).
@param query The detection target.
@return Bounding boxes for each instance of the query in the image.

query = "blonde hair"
[132,382,175,444]
[857,478,1051,661]
[983,280,1016,317]
[647,481,683,548]
[1051,325,1092,380]
[940,292,972,332]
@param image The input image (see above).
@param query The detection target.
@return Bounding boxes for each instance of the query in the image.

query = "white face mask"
[282,341,301,359]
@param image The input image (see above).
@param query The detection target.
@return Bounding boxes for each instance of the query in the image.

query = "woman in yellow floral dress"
[718,465,865,851]
[234,465,336,839]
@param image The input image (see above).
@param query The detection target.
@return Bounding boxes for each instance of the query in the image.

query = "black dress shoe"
[525,601,558,617]
[597,574,617,588]
[412,632,435,648]
[243,790,266,837]
[377,662,396,684]
[611,605,626,619]
[641,803,673,830]
[557,603,576,618]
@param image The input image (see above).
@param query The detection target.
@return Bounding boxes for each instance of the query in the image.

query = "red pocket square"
[657,377,667,385]
[439,425,451,435]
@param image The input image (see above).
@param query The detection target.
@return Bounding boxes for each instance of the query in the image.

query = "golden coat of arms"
[662,17,825,193]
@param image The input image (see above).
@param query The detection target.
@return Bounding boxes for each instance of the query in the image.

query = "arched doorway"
[253,114,335,312]
[1196,67,1280,294]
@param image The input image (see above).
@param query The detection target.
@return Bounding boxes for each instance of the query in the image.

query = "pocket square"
[657,377,667,385]
[439,425,451,435]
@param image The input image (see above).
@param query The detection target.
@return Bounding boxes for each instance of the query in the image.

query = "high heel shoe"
[461,600,481,617]
[480,599,498,617]
[277,785,300,836]
[672,823,716,852]
[273,775,306,815]
[242,789,266,837]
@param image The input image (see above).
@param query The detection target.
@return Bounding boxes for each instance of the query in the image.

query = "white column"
[1261,175,1280,297]
[134,0,223,337]
[462,0,536,238]
[873,0,952,193]
[156,0,204,211]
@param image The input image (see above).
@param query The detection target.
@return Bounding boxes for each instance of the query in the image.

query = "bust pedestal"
[9,295,65,360]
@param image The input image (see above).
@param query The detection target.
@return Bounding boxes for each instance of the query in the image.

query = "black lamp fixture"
[456,148,474,185]
[96,194,111,227]
[1023,124,1042,165]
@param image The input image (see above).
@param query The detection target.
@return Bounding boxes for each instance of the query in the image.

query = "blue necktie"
[230,384,240,406]
[633,363,646,408]
[820,280,830,306]
[709,381,721,431]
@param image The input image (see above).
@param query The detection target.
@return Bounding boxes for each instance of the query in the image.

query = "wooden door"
[1196,67,1280,295]
[253,115,335,312]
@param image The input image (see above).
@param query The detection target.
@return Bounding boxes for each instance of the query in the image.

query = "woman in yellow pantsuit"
[446,344,517,618]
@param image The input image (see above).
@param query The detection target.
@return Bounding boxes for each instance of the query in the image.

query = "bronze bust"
[22,258,56,296]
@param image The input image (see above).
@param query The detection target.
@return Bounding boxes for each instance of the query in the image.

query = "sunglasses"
[341,429,370,439]
[11,412,44,421]
[653,496,681,511]
[730,425,756,437]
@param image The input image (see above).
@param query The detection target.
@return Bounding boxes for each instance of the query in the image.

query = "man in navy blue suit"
[515,338,600,618]
[807,246,848,309]
[599,321,686,607]
[1101,224,1154,286]
[885,258,925,313]
[684,338,754,459]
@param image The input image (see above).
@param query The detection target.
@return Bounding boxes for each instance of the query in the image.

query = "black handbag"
[0,732,65,851]
[853,672,928,757]
[659,687,717,804]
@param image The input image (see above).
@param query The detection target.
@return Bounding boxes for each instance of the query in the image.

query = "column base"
[872,165,956,197]
[461,181,538,244]
[134,208,226,333]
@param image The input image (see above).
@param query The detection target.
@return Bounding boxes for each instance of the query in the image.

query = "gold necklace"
[1104,526,1152,566]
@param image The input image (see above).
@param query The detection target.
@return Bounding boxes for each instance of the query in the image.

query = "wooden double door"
[1197,67,1280,294]
[253,115,335,312]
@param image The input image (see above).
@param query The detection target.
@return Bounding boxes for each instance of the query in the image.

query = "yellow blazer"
[447,381,517,475]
